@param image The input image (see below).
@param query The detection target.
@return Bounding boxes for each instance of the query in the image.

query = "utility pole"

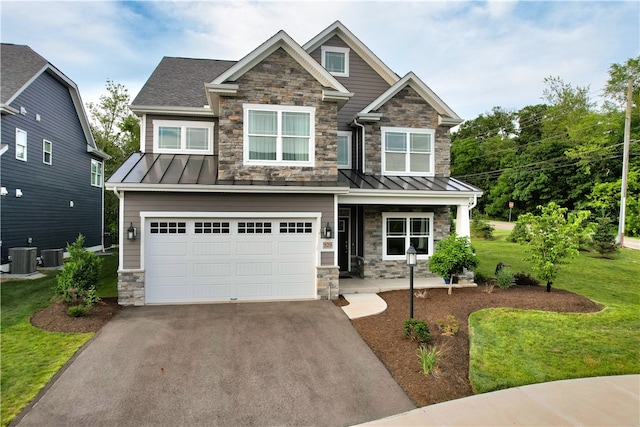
[617,79,632,246]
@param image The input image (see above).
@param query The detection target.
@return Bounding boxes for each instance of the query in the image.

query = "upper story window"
[91,159,103,187]
[337,131,352,169]
[382,212,434,260]
[43,140,52,165]
[243,104,315,167]
[381,127,435,176]
[15,128,27,161]
[321,46,350,77]
[153,120,214,154]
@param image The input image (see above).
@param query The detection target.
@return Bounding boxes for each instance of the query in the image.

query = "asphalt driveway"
[15,301,414,427]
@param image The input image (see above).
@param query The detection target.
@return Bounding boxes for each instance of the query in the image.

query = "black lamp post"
[406,243,417,319]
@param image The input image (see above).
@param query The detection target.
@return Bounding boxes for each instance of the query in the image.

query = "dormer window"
[153,120,214,154]
[321,46,350,77]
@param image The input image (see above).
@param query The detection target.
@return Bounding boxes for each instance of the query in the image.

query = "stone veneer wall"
[118,270,145,306]
[363,206,450,279]
[217,48,339,182]
[316,266,339,300]
[364,86,451,176]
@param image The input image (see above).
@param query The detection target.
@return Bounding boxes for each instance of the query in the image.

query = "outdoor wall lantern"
[322,222,333,239]
[406,243,417,318]
[127,222,137,241]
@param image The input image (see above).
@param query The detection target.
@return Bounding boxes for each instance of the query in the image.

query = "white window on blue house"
[43,140,52,165]
[337,131,351,169]
[153,120,214,154]
[382,212,434,260]
[243,104,315,167]
[91,159,103,187]
[15,128,27,161]
[321,46,350,77]
[381,127,435,176]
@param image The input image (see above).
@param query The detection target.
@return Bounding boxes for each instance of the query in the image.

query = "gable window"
[243,104,315,166]
[321,46,350,77]
[91,159,103,187]
[15,128,27,161]
[337,131,352,169]
[153,120,214,154]
[382,213,434,260]
[43,140,52,165]
[381,127,434,176]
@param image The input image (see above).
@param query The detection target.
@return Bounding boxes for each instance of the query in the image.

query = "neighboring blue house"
[0,44,109,265]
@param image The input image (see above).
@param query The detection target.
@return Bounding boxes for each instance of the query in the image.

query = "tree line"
[451,56,639,236]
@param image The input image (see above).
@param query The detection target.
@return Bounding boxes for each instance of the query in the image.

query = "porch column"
[456,203,471,239]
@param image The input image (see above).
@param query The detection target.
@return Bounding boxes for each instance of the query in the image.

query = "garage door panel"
[236,283,274,298]
[236,262,272,276]
[278,241,313,255]
[193,263,231,277]
[236,241,273,255]
[148,263,188,278]
[193,242,231,256]
[147,242,188,257]
[278,262,311,275]
[193,283,232,299]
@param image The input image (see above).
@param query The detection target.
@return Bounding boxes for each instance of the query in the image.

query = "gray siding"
[144,115,217,153]
[122,192,335,269]
[309,35,391,130]
[0,71,102,259]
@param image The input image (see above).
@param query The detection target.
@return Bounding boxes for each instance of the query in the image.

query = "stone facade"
[217,48,339,182]
[316,266,340,300]
[362,206,450,279]
[364,86,451,177]
[118,269,145,306]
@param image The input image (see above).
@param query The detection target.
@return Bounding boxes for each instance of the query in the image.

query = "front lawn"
[469,231,640,393]
[0,251,118,426]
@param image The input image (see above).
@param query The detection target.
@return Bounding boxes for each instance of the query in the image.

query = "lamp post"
[406,243,417,319]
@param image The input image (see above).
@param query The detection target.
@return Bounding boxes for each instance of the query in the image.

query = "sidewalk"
[356,375,640,426]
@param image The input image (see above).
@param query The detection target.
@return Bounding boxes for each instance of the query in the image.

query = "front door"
[338,216,350,272]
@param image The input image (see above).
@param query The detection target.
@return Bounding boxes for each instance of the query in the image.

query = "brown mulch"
[30,297,123,333]
[340,285,602,407]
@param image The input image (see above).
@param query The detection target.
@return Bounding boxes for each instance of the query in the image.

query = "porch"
[339,276,477,295]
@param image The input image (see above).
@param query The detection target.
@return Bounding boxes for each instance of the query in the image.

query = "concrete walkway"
[356,374,640,426]
[341,294,387,319]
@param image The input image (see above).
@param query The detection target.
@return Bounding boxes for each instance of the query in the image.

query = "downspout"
[469,194,478,210]
[112,187,124,270]
[353,118,365,173]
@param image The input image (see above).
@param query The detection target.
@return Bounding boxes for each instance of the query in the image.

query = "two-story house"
[106,21,482,305]
[1,44,109,268]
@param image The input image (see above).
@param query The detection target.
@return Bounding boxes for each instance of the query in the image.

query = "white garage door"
[145,218,317,304]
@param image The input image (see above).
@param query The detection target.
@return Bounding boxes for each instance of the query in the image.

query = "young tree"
[514,202,591,292]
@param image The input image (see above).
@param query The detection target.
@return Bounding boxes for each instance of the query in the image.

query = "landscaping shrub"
[471,217,494,240]
[436,315,459,336]
[67,305,90,317]
[507,221,529,243]
[513,272,540,286]
[404,318,430,343]
[55,235,102,313]
[417,345,442,376]
[496,268,514,289]
[473,271,487,284]
[591,217,619,257]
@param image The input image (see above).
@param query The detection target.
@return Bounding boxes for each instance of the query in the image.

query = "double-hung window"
[382,127,434,176]
[15,128,27,161]
[321,46,350,77]
[43,140,52,165]
[153,120,214,154]
[382,212,434,260]
[337,131,352,169]
[243,104,315,166]
[91,159,103,187]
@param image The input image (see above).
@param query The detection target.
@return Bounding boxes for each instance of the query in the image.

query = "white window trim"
[381,126,435,177]
[15,128,27,161]
[243,104,315,167]
[43,139,52,165]
[382,212,434,261]
[153,120,214,154]
[321,46,350,77]
[91,159,103,187]
[337,131,352,169]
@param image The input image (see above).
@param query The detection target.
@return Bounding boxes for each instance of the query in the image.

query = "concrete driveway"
[15,301,414,427]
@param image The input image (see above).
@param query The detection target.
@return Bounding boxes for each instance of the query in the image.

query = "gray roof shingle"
[131,57,236,108]
[1,44,49,104]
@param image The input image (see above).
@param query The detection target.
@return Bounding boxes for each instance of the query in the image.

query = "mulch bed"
[341,285,602,407]
[30,297,122,333]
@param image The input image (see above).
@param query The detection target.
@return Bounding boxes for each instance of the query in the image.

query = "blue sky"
[1,1,638,121]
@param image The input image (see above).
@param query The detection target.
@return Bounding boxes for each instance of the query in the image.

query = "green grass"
[469,231,640,393]
[1,250,118,426]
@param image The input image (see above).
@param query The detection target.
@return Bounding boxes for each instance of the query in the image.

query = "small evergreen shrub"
[471,217,494,240]
[513,272,540,286]
[507,221,530,243]
[473,271,487,284]
[496,268,514,289]
[417,345,442,375]
[55,235,102,314]
[68,305,90,317]
[404,318,430,343]
[591,218,619,257]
